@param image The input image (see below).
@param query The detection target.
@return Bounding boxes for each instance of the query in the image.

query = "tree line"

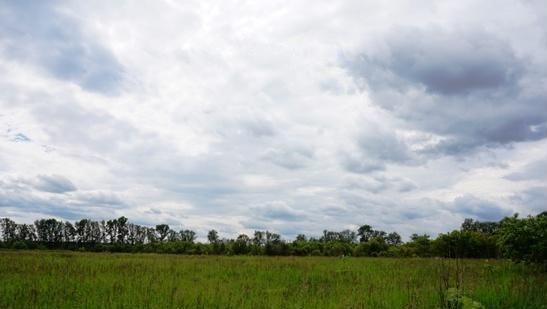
[0,212,545,265]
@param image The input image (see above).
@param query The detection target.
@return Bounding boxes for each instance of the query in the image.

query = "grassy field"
[0,251,545,308]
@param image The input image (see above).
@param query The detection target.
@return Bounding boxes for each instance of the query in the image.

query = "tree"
[357,225,374,242]
[156,224,170,242]
[233,234,250,255]
[128,223,147,245]
[167,229,179,242]
[252,231,265,246]
[207,230,219,244]
[105,219,117,243]
[354,237,388,256]
[408,234,432,257]
[76,219,93,244]
[89,220,102,244]
[497,213,547,266]
[385,232,402,246]
[34,218,64,244]
[116,216,129,244]
[16,224,36,242]
[264,231,286,256]
[63,221,76,243]
[339,229,357,243]
[321,230,339,242]
[0,218,17,242]
[461,218,499,234]
[434,230,497,258]
[146,227,158,243]
[180,230,197,243]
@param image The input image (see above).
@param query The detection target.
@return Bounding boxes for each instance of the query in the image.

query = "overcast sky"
[0,0,545,240]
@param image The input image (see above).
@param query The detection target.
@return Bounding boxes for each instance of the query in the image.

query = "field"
[0,251,545,308]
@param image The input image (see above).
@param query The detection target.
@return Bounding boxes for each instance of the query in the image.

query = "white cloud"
[0,0,545,240]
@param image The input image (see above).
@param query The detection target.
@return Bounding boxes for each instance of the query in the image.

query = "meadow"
[0,251,545,308]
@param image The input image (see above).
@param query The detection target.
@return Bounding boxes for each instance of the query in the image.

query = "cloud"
[343,27,547,154]
[451,195,511,221]
[354,29,522,96]
[250,202,307,222]
[262,146,314,169]
[504,160,547,181]
[341,122,415,173]
[0,1,544,240]
[0,178,128,220]
[11,133,31,143]
[33,174,76,194]
[343,174,417,194]
[69,191,125,207]
[0,0,124,95]
[510,187,547,214]
[0,189,82,220]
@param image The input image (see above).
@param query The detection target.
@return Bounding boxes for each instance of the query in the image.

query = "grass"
[0,251,545,308]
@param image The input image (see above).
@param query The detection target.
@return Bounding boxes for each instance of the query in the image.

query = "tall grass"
[0,251,545,308]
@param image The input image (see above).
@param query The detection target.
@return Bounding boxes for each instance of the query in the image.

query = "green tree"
[180,230,197,242]
[155,224,170,242]
[357,225,374,242]
[0,218,17,242]
[207,230,219,244]
[497,213,547,266]
[386,232,402,246]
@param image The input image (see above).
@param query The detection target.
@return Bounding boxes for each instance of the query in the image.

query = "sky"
[0,0,545,240]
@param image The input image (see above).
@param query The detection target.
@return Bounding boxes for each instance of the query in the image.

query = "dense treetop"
[1,212,545,266]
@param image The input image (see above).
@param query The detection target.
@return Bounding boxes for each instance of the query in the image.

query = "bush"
[497,213,547,267]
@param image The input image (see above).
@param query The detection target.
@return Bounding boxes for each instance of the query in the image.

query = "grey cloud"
[357,127,411,163]
[389,32,520,96]
[321,205,352,218]
[0,0,124,95]
[344,176,387,194]
[346,29,522,96]
[451,195,511,221]
[393,178,417,193]
[336,193,446,233]
[1,1,544,241]
[241,118,276,138]
[33,174,77,193]
[0,179,130,220]
[27,98,139,153]
[510,187,547,214]
[341,155,385,174]
[240,220,269,231]
[343,28,547,154]
[400,205,438,220]
[9,89,240,211]
[319,79,348,95]
[70,191,125,207]
[213,112,277,140]
[262,146,314,169]
[12,133,31,142]
[341,125,414,173]
[343,175,417,194]
[504,160,547,181]
[251,202,307,222]
[0,190,82,219]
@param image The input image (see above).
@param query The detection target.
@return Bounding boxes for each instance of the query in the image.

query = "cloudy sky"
[0,0,545,240]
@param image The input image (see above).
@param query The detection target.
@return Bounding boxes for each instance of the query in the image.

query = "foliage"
[497,212,547,267]
[445,288,485,309]
[0,212,545,263]
[434,231,498,259]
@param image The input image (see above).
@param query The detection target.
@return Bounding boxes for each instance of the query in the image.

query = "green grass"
[0,251,545,308]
